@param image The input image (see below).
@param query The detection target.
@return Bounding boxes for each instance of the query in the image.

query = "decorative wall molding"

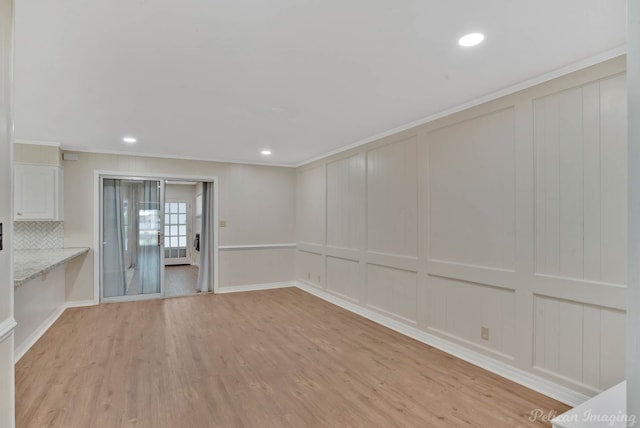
[296,281,591,407]
[218,243,296,250]
[0,318,17,343]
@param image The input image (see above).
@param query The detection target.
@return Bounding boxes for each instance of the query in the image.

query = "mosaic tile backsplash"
[14,221,64,250]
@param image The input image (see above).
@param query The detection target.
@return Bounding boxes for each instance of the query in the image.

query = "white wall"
[14,266,66,360]
[0,0,15,426]
[628,0,640,419]
[63,153,296,301]
[296,56,627,398]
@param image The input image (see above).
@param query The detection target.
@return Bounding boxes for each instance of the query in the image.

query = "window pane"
[171,225,178,236]
[171,237,178,247]
[179,225,186,236]
[179,249,187,257]
[179,203,187,213]
[171,214,178,224]
[178,237,187,247]
[164,237,170,247]
[164,249,170,258]
[178,214,186,224]
[171,248,178,258]
[170,203,178,213]
[164,226,170,236]
[165,203,170,213]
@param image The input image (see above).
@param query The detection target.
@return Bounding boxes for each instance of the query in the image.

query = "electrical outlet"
[481,326,489,341]
[219,220,227,228]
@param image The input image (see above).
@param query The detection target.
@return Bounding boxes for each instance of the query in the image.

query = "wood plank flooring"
[165,265,199,297]
[15,288,570,427]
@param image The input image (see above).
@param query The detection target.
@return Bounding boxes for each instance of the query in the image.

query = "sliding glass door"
[100,177,164,302]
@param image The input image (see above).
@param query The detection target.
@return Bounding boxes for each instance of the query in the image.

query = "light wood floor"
[165,265,199,297]
[15,288,569,427]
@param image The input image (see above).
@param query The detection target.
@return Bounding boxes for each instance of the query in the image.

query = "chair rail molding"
[0,317,17,343]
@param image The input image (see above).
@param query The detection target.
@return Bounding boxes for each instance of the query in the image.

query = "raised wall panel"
[366,137,418,257]
[296,166,326,245]
[219,248,295,287]
[599,75,627,285]
[534,74,627,285]
[533,295,626,391]
[327,154,365,250]
[296,250,324,288]
[326,256,361,302]
[429,276,516,358]
[366,264,417,323]
[428,108,516,271]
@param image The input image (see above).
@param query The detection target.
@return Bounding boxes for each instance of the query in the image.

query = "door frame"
[93,171,219,304]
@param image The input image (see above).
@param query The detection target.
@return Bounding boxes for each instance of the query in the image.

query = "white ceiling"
[13,0,626,166]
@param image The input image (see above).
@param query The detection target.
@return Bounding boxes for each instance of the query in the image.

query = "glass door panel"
[101,178,164,301]
[164,201,189,265]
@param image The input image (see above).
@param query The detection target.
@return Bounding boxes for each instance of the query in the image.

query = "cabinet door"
[14,165,57,220]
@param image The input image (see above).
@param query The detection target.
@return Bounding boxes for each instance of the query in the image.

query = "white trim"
[218,243,296,250]
[295,281,591,407]
[295,45,627,167]
[12,300,98,362]
[216,281,294,294]
[14,139,61,147]
[65,300,97,308]
[45,145,294,168]
[14,305,65,362]
[0,318,17,343]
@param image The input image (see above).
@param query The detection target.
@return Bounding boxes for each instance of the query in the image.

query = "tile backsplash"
[14,221,64,250]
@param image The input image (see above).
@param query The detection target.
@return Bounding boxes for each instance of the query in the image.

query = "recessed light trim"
[123,137,137,144]
[261,150,272,156]
[458,33,485,47]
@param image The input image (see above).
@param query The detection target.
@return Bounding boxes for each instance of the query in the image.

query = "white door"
[164,200,190,265]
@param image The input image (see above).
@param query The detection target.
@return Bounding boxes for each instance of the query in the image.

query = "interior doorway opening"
[164,180,199,297]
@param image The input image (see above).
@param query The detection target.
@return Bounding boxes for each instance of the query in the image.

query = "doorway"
[164,180,199,297]
[97,174,218,303]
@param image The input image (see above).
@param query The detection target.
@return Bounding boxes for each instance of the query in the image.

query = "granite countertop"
[14,247,89,287]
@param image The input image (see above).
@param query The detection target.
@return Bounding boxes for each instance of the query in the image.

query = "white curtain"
[138,181,161,294]
[197,182,214,292]
[103,179,126,297]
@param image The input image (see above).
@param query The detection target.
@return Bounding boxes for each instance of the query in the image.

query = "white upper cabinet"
[14,164,64,221]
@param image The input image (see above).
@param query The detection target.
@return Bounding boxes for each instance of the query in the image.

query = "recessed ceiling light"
[123,137,137,144]
[458,33,485,47]
[261,150,272,156]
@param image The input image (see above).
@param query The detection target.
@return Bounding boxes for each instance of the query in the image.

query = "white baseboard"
[65,300,98,308]
[14,300,97,362]
[14,305,66,363]
[295,281,590,407]
[216,281,294,294]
